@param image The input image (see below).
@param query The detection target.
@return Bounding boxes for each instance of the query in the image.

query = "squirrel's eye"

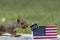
[21,23,24,25]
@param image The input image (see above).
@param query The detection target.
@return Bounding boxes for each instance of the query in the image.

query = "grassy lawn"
[0,0,60,34]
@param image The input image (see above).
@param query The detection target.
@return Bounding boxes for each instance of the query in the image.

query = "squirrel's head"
[17,18,28,29]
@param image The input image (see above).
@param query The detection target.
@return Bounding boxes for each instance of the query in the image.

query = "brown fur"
[0,19,28,37]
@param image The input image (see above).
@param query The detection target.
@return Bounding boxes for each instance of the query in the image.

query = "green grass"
[0,0,60,34]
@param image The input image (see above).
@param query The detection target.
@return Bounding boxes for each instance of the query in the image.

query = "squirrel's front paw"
[15,35,21,37]
[11,35,21,37]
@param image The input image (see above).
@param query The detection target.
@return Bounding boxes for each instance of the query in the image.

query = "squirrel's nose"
[26,25,28,27]
[26,24,28,27]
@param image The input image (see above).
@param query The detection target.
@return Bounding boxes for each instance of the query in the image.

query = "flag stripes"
[33,25,57,40]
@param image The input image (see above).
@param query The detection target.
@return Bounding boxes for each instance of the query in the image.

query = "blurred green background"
[0,0,60,34]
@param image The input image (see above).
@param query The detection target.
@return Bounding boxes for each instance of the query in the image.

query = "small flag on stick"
[30,24,57,40]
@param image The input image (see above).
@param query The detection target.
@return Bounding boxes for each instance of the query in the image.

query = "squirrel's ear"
[19,18,24,22]
[17,19,20,24]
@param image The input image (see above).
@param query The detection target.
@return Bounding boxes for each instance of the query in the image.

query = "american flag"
[32,25,57,40]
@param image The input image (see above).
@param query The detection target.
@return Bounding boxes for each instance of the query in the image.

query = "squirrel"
[0,19,28,37]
